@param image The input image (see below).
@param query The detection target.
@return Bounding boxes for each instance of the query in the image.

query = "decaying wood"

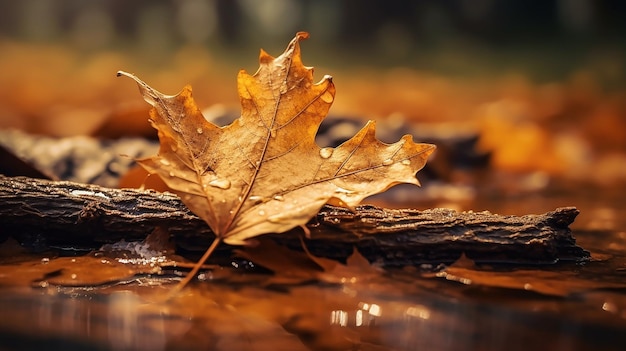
[0,175,589,265]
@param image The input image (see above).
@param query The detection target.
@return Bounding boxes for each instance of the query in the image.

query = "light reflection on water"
[107,291,170,351]
[0,289,187,351]
[330,303,384,328]
[0,271,625,351]
[1,193,626,350]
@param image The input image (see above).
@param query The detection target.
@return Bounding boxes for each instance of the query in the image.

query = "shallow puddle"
[1,192,625,350]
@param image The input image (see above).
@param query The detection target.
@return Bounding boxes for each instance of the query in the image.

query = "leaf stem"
[167,237,221,298]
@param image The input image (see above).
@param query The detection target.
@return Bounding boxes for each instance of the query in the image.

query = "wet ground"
[1,190,625,351]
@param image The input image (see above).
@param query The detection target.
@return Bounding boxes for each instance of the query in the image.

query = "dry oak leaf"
[118,32,435,246]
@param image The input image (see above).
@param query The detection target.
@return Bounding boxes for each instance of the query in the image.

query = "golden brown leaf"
[0,256,143,288]
[427,255,626,297]
[119,32,434,246]
[235,237,382,286]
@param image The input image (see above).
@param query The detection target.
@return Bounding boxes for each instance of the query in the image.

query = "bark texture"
[0,175,588,265]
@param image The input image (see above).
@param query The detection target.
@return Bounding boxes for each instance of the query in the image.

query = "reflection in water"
[0,273,625,351]
[405,305,431,320]
[330,303,384,328]
[0,288,193,351]
[1,223,626,350]
[329,309,348,327]
[108,291,167,351]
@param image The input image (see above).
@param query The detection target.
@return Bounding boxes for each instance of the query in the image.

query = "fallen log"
[0,175,589,265]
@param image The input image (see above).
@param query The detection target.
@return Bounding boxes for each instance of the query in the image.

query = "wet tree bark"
[0,175,589,265]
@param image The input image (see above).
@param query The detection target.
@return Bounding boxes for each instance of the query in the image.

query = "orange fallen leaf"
[0,256,142,288]
[427,255,626,297]
[235,237,382,286]
[118,32,435,291]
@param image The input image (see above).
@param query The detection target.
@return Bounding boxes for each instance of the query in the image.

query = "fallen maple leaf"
[118,32,435,290]
[234,237,382,286]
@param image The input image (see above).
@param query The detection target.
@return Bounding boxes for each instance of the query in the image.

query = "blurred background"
[0,0,625,193]
[3,4,626,349]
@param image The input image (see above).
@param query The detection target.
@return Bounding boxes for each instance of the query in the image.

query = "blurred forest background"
[0,0,625,187]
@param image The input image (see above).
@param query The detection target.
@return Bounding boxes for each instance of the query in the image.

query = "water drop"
[169,171,175,177]
[71,274,77,280]
[401,159,411,165]
[159,158,170,166]
[319,147,334,159]
[273,195,285,201]
[258,210,266,216]
[270,129,276,138]
[208,178,231,190]
[267,216,281,223]
[196,127,203,134]
[382,159,393,166]
[249,195,263,204]
[320,90,334,103]
[334,187,354,195]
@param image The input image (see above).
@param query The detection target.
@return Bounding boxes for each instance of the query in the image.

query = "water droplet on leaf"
[196,127,203,134]
[273,195,285,201]
[319,147,334,159]
[382,159,393,166]
[258,210,266,216]
[334,187,354,195]
[249,195,263,204]
[208,178,231,190]
[159,158,170,166]
[267,216,281,223]
[401,159,411,165]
